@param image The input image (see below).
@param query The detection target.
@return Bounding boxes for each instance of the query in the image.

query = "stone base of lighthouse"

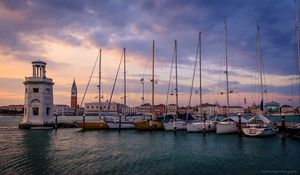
[19,122,54,129]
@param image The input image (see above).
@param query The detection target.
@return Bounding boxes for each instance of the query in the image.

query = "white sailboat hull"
[242,126,277,137]
[187,121,216,132]
[216,121,238,134]
[163,121,186,131]
[106,122,135,129]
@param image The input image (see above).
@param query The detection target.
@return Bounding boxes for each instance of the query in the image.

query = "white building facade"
[53,105,75,116]
[84,102,126,116]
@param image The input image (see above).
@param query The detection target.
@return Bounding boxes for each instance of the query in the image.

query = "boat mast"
[257,26,264,113]
[175,40,178,119]
[123,48,127,117]
[199,32,202,116]
[107,50,124,114]
[141,78,145,105]
[152,40,156,121]
[224,16,230,118]
[295,0,300,107]
[188,32,200,119]
[166,51,173,112]
[99,49,102,119]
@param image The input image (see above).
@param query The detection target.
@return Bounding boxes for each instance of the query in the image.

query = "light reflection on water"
[0,115,299,175]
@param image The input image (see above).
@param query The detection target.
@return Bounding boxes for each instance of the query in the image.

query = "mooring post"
[119,114,121,130]
[281,113,286,142]
[203,112,207,135]
[281,114,286,133]
[173,119,177,134]
[55,115,58,130]
[238,113,242,137]
[83,115,85,130]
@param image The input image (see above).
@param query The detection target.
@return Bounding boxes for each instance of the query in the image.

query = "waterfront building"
[122,107,138,116]
[53,104,75,116]
[266,101,280,114]
[84,102,127,116]
[0,105,24,112]
[153,104,166,115]
[136,103,151,115]
[280,105,295,114]
[200,103,220,115]
[0,105,24,114]
[71,79,78,114]
[135,104,166,115]
[245,103,260,115]
[199,103,225,115]
[228,106,244,114]
[22,61,54,125]
[166,104,176,114]
[218,106,244,115]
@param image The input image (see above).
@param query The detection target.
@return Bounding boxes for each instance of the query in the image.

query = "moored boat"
[242,114,277,137]
[163,40,186,131]
[216,121,238,134]
[74,120,108,129]
[216,17,236,135]
[216,116,247,134]
[163,120,186,131]
[134,120,164,130]
[106,121,135,129]
[286,123,300,133]
[75,49,108,130]
[187,120,216,133]
[242,26,277,137]
[135,41,164,131]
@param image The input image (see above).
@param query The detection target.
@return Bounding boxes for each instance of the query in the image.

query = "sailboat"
[163,40,187,131]
[286,0,300,133]
[186,32,216,133]
[75,49,108,129]
[106,48,135,129]
[242,26,277,137]
[134,40,164,130]
[216,17,244,134]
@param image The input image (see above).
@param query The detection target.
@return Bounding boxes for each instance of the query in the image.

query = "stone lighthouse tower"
[21,61,54,127]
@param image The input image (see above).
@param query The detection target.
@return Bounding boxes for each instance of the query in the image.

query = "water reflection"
[21,130,53,174]
[237,135,244,151]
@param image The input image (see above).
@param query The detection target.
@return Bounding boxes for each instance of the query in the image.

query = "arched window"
[30,99,41,104]
[32,107,39,115]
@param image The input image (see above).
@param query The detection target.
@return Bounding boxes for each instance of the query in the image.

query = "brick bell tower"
[71,79,77,114]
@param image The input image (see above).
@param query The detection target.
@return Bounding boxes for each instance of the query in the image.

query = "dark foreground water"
[0,116,299,175]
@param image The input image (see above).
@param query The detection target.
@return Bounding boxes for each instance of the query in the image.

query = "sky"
[0,0,299,108]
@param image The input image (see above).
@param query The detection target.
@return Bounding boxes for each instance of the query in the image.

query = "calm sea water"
[0,115,299,175]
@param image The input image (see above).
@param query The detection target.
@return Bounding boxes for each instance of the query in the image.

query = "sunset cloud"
[0,0,299,107]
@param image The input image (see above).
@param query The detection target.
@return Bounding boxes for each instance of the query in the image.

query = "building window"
[25,88,27,93]
[87,106,89,109]
[32,107,39,115]
[33,88,39,93]
[92,106,94,109]
[46,107,50,115]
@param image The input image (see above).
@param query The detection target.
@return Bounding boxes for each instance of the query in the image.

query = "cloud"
[0,0,299,106]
